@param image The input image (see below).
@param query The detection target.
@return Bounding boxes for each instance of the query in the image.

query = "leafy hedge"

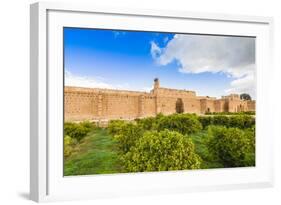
[207,126,255,167]
[199,115,255,129]
[123,130,201,172]
[108,120,128,136]
[113,123,144,153]
[64,135,79,158]
[64,121,95,141]
[205,111,255,115]
[156,114,202,134]
[136,117,156,130]
[63,121,96,158]
[213,115,230,127]
[198,116,213,129]
[228,115,255,129]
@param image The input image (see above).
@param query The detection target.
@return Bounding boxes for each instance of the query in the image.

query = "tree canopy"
[240,93,252,101]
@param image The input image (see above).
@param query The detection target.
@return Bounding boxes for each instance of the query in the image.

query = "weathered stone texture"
[64,79,255,121]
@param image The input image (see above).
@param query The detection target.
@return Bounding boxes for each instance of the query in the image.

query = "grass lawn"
[64,128,125,176]
[64,128,224,176]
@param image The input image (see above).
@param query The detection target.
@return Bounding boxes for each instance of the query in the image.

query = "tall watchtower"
[154,78,160,89]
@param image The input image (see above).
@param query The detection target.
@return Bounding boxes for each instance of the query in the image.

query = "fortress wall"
[247,101,256,111]
[64,84,256,122]
[206,100,216,113]
[64,91,99,121]
[101,93,139,120]
[182,98,201,114]
[156,97,178,115]
[228,100,250,112]
[142,96,156,117]
[64,87,147,121]
[200,99,216,113]
[156,97,201,115]
[200,99,207,113]
[214,100,229,112]
[156,88,196,98]
[227,101,236,112]
[214,100,222,112]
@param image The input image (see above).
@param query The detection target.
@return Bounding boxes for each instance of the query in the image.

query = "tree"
[123,130,201,172]
[207,126,255,167]
[240,93,252,101]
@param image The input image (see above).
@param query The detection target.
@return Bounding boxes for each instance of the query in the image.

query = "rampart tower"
[154,78,160,89]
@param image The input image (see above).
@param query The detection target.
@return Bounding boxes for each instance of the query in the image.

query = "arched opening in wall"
[175,98,184,113]
[223,102,229,112]
[206,107,210,113]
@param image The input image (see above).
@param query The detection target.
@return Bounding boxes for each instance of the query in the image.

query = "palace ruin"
[64,78,255,122]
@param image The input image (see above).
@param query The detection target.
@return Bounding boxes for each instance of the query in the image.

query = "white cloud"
[150,41,162,59]
[151,34,256,98]
[225,72,256,98]
[140,86,154,92]
[112,31,126,38]
[65,70,126,90]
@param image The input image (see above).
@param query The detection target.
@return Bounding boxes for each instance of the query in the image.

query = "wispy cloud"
[140,86,154,92]
[150,34,256,98]
[112,31,127,38]
[150,41,162,59]
[65,70,128,90]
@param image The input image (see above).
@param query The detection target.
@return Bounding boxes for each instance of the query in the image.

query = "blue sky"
[64,27,255,98]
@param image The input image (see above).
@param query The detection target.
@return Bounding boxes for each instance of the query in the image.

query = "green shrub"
[205,111,255,115]
[64,135,78,158]
[207,126,255,167]
[155,113,165,119]
[108,120,128,136]
[114,123,144,153]
[198,115,255,129]
[198,116,213,129]
[228,115,255,129]
[156,114,202,134]
[244,111,255,115]
[213,115,229,127]
[80,121,96,129]
[64,121,93,141]
[123,130,201,172]
[136,117,156,130]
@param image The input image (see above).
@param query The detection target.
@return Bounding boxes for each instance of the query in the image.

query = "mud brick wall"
[64,82,255,121]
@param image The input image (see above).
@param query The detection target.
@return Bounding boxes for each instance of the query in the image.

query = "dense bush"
[113,123,144,153]
[198,115,255,129]
[108,120,128,136]
[64,121,95,141]
[198,116,213,129]
[228,115,255,129]
[136,117,156,130]
[123,130,201,172]
[64,135,79,158]
[207,126,255,167]
[156,114,202,134]
[205,111,255,115]
[244,111,256,115]
[80,121,96,130]
[213,115,230,127]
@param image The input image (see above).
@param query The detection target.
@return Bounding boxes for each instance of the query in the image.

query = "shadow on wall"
[176,98,184,113]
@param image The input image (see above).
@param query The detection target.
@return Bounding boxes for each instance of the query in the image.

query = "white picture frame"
[30,1,274,202]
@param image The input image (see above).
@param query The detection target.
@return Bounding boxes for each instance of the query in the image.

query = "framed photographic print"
[30,2,274,202]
